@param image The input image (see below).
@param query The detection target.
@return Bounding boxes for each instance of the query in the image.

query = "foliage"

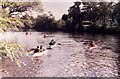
[61,1,120,33]
[0,41,24,67]
[0,2,42,32]
[113,2,120,27]
[0,2,43,66]
[34,13,56,31]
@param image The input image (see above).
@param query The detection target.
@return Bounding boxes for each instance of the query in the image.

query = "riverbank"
[0,32,119,77]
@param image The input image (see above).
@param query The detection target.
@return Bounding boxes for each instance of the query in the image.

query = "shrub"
[0,41,25,67]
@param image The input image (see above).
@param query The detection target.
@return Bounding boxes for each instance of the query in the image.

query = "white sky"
[42,0,80,20]
[42,2,74,20]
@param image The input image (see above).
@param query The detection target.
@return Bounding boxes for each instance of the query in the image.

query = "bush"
[0,41,25,67]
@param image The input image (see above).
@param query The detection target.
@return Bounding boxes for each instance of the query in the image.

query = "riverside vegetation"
[0,1,42,65]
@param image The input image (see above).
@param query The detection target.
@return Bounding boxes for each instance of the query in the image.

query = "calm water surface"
[1,32,120,77]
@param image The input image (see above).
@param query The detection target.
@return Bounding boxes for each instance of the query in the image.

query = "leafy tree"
[113,1,120,31]
[34,12,61,31]
[66,1,83,32]
[0,2,42,32]
[62,1,120,33]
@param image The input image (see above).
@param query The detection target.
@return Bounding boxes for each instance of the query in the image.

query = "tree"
[62,1,120,33]
[0,2,42,32]
[113,1,120,31]
[67,1,82,31]
[34,12,58,31]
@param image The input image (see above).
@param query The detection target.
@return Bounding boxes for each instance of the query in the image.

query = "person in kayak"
[47,39,56,49]
[89,40,97,49]
[49,39,56,45]
[43,35,47,38]
[34,46,40,53]
[40,45,44,52]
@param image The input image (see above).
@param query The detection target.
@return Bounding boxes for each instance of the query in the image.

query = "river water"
[0,32,120,77]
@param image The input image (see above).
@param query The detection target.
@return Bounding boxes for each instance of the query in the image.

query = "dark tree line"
[34,12,65,32]
[62,1,120,34]
[30,1,120,34]
[34,13,57,31]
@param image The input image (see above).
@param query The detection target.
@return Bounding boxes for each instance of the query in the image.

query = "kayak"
[32,50,48,57]
[89,45,97,50]
[26,44,56,57]
[47,44,56,49]
[26,50,34,56]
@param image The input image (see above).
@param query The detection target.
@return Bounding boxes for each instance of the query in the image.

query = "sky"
[42,2,74,20]
[42,0,87,20]
[41,0,119,20]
